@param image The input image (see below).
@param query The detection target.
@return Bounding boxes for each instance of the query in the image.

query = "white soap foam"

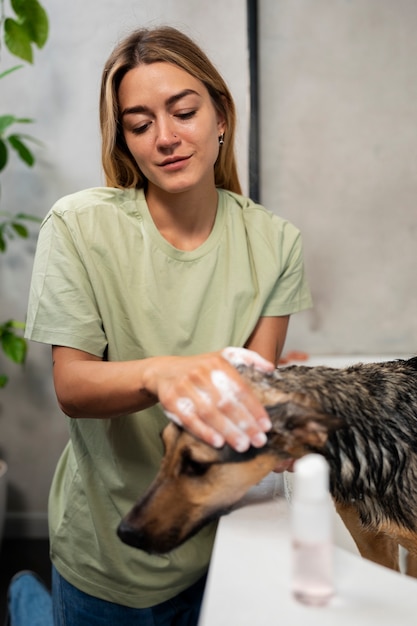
[165,411,184,426]
[176,396,195,417]
[221,346,273,371]
[211,369,240,408]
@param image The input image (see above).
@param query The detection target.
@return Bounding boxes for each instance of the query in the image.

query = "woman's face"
[118,62,225,196]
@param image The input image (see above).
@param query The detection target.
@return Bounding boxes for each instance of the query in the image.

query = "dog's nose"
[117,520,146,549]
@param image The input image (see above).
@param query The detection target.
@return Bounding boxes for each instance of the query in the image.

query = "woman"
[25,26,312,626]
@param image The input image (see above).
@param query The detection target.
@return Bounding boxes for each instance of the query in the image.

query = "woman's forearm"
[52,348,160,419]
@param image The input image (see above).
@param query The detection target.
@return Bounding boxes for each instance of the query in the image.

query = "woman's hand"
[143,347,275,452]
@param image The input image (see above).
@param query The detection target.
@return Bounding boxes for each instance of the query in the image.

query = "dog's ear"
[266,401,343,453]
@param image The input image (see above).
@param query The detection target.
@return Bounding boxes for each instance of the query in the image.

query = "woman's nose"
[156,118,180,149]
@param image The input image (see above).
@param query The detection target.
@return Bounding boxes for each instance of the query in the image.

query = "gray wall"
[1,0,417,536]
[259,0,417,355]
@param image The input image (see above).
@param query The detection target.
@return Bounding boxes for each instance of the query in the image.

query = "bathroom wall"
[1,0,417,537]
[0,0,249,536]
[259,0,417,355]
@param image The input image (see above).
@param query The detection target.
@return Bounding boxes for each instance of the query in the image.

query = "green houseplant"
[0,0,49,388]
[0,0,49,545]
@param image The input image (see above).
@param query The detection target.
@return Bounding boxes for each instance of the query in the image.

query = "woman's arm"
[52,346,159,418]
[52,316,289,453]
[245,315,289,365]
[52,345,274,453]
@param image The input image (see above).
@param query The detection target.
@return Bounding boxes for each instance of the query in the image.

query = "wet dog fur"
[118,356,417,576]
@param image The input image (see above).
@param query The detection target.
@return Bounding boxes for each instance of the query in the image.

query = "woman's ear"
[216,115,226,136]
[216,96,227,134]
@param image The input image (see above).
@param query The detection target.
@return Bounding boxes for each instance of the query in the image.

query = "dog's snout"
[117,517,183,554]
[117,519,146,550]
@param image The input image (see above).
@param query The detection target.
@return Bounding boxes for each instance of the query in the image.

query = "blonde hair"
[99,26,242,194]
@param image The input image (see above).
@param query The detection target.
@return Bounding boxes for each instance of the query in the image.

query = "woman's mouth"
[159,156,191,171]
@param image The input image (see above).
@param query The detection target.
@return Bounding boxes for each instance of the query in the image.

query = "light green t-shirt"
[25,186,312,608]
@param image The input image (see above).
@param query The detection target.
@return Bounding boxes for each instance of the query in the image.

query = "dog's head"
[117,421,279,554]
[117,378,342,554]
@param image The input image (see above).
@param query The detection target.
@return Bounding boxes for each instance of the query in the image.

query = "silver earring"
[219,133,224,145]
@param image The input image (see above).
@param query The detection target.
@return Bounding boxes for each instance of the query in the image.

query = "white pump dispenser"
[291,453,334,606]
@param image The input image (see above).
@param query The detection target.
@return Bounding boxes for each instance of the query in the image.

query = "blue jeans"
[52,566,207,626]
[6,571,53,626]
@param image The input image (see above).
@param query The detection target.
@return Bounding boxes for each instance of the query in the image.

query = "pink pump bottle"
[291,454,334,606]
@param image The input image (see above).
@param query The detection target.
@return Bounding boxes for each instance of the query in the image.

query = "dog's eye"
[180,453,210,477]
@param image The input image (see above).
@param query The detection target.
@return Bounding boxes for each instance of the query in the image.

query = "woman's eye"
[176,110,196,121]
[131,123,150,135]
[180,451,210,477]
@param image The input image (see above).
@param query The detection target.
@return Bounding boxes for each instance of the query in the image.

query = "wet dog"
[118,356,417,576]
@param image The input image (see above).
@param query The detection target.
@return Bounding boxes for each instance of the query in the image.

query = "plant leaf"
[8,320,26,330]
[14,212,42,223]
[0,374,8,388]
[0,140,8,172]
[0,64,24,79]
[10,118,35,125]
[0,320,12,335]
[11,0,49,49]
[0,117,34,135]
[1,330,27,364]
[0,221,7,251]
[10,132,41,147]
[0,115,17,135]
[4,18,33,63]
[8,135,35,166]
[11,222,29,238]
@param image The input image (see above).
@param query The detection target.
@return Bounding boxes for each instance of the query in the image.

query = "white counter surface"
[279,353,413,368]
[199,474,417,625]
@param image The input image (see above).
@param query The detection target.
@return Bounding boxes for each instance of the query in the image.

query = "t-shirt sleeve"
[25,210,107,357]
[261,226,313,317]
